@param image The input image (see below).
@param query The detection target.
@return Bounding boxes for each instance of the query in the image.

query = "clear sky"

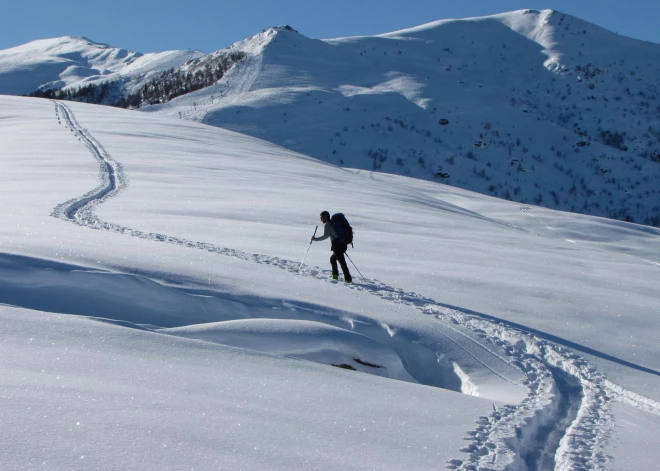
[1,0,658,53]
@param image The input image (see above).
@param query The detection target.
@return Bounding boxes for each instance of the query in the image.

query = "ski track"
[155,55,254,122]
[198,53,261,123]
[52,101,127,223]
[520,207,572,241]
[49,101,660,471]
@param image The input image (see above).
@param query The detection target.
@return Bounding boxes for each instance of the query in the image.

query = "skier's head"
[320,211,330,223]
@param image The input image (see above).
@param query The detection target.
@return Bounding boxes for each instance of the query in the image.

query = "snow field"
[1,95,659,469]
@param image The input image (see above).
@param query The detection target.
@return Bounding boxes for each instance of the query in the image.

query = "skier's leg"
[330,253,339,279]
[336,247,352,282]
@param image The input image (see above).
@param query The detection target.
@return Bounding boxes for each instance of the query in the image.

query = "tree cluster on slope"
[117,51,245,108]
[29,82,113,103]
[28,51,246,109]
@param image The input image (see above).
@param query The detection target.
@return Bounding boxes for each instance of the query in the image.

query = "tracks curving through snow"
[52,101,126,224]
[51,101,660,471]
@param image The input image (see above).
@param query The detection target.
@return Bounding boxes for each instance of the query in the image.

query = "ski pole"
[298,226,318,273]
[345,252,366,281]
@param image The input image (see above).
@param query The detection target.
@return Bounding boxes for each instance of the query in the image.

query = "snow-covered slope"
[144,10,660,227]
[1,95,660,469]
[0,36,202,95]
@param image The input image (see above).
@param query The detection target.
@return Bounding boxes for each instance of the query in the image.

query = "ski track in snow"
[520,207,573,241]
[49,101,660,471]
[52,102,127,223]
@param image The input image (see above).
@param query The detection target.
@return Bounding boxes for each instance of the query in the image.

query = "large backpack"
[331,213,354,247]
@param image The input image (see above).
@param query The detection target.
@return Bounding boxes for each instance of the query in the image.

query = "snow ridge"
[48,100,660,470]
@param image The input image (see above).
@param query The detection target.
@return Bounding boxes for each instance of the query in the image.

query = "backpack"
[331,213,354,247]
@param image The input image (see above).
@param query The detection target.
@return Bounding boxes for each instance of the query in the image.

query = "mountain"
[2,94,660,470]
[1,10,659,227]
[0,35,203,97]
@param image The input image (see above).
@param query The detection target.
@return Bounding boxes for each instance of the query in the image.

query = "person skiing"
[311,211,352,283]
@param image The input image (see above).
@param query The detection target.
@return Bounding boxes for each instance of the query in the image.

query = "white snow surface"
[1,95,659,470]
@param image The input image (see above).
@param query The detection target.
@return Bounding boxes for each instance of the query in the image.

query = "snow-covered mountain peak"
[500,9,660,73]
[1,35,137,62]
[11,35,104,50]
[0,35,202,95]
[372,9,658,73]
[376,9,549,38]
[229,25,300,55]
[493,9,558,64]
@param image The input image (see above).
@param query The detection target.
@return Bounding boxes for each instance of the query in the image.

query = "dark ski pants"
[331,242,352,282]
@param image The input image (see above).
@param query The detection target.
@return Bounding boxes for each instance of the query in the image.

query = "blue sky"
[1,0,658,52]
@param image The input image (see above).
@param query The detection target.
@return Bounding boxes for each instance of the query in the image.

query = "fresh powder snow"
[1,94,659,470]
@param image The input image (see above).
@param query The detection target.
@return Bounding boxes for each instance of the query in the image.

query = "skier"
[311,211,352,283]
